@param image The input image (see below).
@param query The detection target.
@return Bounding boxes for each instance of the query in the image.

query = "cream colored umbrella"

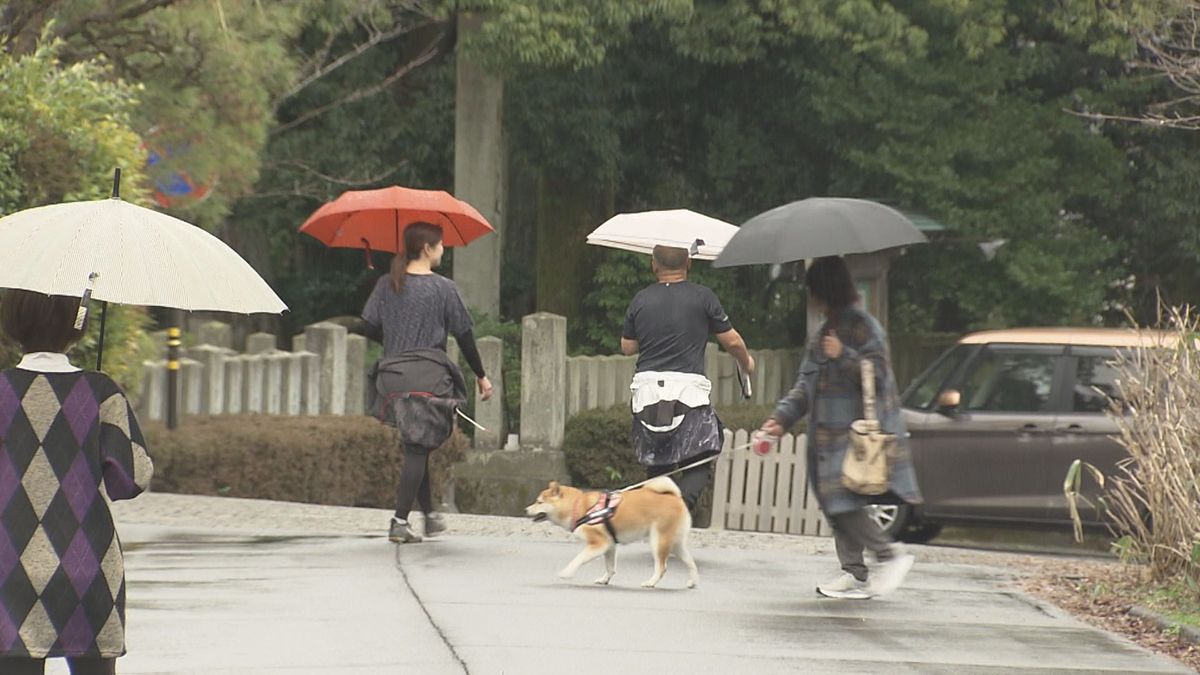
[0,171,286,367]
[0,200,285,314]
[586,209,738,261]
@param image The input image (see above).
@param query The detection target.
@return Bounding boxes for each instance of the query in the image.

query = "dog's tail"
[643,476,682,497]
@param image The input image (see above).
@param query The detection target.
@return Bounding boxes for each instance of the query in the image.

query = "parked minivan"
[873,328,1171,543]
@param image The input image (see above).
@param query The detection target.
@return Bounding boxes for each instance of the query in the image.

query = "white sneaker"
[816,572,873,600]
[870,553,915,597]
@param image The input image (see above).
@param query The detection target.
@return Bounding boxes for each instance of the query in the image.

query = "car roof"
[958,327,1178,348]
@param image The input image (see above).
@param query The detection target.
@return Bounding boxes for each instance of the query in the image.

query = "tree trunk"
[534,174,612,319]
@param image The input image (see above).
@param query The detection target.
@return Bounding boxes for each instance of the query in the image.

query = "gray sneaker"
[388,517,422,544]
[816,572,873,600]
[423,512,447,537]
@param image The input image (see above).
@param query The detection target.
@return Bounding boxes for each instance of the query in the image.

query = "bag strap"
[861,358,878,424]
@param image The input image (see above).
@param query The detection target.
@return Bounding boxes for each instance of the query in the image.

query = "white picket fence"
[711,430,831,537]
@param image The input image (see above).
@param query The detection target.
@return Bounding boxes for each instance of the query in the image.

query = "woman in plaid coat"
[0,290,152,675]
[761,257,920,600]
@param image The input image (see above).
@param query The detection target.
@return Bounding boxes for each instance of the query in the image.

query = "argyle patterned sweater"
[0,368,152,658]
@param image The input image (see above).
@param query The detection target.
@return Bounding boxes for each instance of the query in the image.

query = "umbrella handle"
[96,302,108,371]
[361,238,374,269]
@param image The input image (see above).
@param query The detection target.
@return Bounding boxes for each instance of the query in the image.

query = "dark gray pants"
[828,508,897,582]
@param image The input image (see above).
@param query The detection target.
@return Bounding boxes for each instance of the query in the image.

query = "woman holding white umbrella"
[0,290,152,675]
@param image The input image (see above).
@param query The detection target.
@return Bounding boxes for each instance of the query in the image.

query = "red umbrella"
[299,186,494,255]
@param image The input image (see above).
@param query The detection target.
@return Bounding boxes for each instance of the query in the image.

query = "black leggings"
[2,657,116,675]
[394,446,434,521]
[646,457,715,512]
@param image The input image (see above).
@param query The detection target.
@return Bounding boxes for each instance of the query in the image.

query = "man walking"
[622,245,755,512]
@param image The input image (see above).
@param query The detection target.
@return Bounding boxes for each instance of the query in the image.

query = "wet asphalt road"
[41,523,1189,675]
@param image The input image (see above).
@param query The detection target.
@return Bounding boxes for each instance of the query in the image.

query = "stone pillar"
[566,358,583,418]
[304,322,347,415]
[246,332,277,355]
[345,334,367,416]
[196,321,233,349]
[582,356,600,413]
[243,355,266,414]
[180,358,202,416]
[293,334,307,353]
[140,361,167,421]
[224,356,245,414]
[520,313,566,449]
[281,354,304,416]
[474,336,505,449]
[264,352,287,415]
[188,345,227,415]
[298,351,321,415]
[452,12,504,317]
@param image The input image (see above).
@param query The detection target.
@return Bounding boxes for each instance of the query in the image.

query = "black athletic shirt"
[622,281,732,375]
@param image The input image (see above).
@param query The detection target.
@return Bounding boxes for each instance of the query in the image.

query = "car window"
[1073,349,1125,413]
[958,348,1061,413]
[903,345,971,410]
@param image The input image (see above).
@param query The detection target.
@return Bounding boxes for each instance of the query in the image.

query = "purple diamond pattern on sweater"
[0,454,18,513]
[0,378,18,438]
[58,606,92,652]
[0,369,150,659]
[0,529,17,585]
[61,529,98,597]
[0,601,17,652]
[61,378,98,446]
[60,454,96,522]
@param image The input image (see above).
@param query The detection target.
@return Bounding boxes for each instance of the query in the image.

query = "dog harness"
[572,491,623,544]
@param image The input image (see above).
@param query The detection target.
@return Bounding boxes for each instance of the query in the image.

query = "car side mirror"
[936,389,961,415]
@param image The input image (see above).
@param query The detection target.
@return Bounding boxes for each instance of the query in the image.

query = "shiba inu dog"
[525,477,698,589]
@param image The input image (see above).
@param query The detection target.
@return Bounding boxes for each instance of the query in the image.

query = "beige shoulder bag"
[842,359,896,495]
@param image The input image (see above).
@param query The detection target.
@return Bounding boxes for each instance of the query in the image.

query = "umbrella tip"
[111,168,121,199]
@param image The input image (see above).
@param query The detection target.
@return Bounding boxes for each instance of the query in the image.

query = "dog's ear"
[548,481,560,496]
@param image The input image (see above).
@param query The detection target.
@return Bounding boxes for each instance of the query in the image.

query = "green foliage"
[501,1,1200,337]
[453,0,692,71]
[0,41,148,212]
[0,43,154,394]
[470,312,523,433]
[70,305,157,398]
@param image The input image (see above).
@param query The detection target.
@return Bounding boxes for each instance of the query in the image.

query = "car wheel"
[865,503,909,540]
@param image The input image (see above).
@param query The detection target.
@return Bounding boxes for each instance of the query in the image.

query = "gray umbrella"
[712,197,928,267]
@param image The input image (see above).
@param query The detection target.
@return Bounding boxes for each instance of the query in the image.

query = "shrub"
[1067,307,1200,593]
[143,415,467,508]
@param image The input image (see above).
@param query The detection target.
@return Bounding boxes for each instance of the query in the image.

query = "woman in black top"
[360,222,492,543]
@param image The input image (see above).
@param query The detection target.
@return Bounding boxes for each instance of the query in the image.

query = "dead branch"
[271,37,442,135]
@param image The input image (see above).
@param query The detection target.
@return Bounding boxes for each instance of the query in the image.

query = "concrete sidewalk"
[36,494,1187,674]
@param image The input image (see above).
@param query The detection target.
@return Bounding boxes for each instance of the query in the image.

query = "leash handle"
[456,408,486,431]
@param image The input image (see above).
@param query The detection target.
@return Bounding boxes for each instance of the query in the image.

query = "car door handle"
[1018,424,1043,433]
[1056,424,1084,433]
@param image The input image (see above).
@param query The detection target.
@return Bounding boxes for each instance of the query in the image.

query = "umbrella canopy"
[0,197,287,314]
[586,209,738,261]
[713,198,928,268]
[299,185,494,253]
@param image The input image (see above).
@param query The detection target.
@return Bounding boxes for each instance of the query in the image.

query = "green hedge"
[562,403,784,490]
[143,415,467,508]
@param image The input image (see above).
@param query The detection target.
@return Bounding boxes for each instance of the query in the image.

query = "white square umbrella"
[586,209,738,260]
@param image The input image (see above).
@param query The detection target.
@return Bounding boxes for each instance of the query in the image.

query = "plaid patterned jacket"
[772,307,922,516]
[0,369,152,658]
